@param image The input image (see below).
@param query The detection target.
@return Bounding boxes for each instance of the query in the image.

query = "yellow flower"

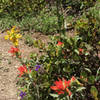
[4,26,22,46]
[9,36,13,41]
[16,34,22,38]
[14,41,18,46]
[5,35,9,40]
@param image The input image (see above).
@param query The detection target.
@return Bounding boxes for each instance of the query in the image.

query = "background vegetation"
[0,0,97,34]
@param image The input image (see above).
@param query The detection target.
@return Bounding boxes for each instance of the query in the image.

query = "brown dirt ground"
[0,32,44,100]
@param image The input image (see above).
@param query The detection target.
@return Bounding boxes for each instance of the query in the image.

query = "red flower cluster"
[56,41,63,46]
[18,65,28,77]
[8,46,19,56]
[50,76,76,96]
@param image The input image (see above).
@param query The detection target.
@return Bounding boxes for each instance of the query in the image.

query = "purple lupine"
[35,65,41,71]
[19,91,26,99]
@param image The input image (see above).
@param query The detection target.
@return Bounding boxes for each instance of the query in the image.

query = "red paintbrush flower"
[56,41,63,46]
[50,76,76,96]
[79,48,83,55]
[8,46,19,56]
[71,76,76,81]
[18,65,28,77]
[50,78,73,96]
[79,48,83,52]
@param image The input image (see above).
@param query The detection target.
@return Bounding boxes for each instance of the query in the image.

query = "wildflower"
[50,77,74,96]
[18,65,27,77]
[8,46,19,56]
[19,91,26,99]
[56,41,63,46]
[4,26,22,46]
[79,48,83,52]
[79,48,83,55]
[18,56,22,58]
[35,65,40,71]
[71,76,76,81]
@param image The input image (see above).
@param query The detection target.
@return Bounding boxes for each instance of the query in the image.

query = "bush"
[0,8,59,35]
[75,1,100,45]
[0,0,46,19]
[19,9,59,34]
[33,12,58,34]
[14,33,100,99]
[63,0,96,15]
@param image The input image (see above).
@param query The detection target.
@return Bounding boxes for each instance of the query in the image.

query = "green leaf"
[98,41,100,45]
[88,75,95,84]
[74,49,79,55]
[76,87,86,92]
[85,52,89,55]
[41,82,50,88]
[90,86,98,99]
[50,94,59,98]
[80,71,87,77]
[84,68,91,73]
[95,75,100,81]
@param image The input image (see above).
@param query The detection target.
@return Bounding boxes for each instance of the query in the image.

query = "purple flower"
[19,91,26,99]
[35,65,41,71]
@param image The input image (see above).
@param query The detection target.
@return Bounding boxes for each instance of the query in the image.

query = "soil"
[0,32,42,100]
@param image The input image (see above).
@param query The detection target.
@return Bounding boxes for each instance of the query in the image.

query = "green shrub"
[15,33,100,99]
[33,14,58,34]
[0,15,18,31]
[63,0,96,15]
[75,1,100,45]
[0,8,59,35]
[19,10,58,34]
[0,0,46,19]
